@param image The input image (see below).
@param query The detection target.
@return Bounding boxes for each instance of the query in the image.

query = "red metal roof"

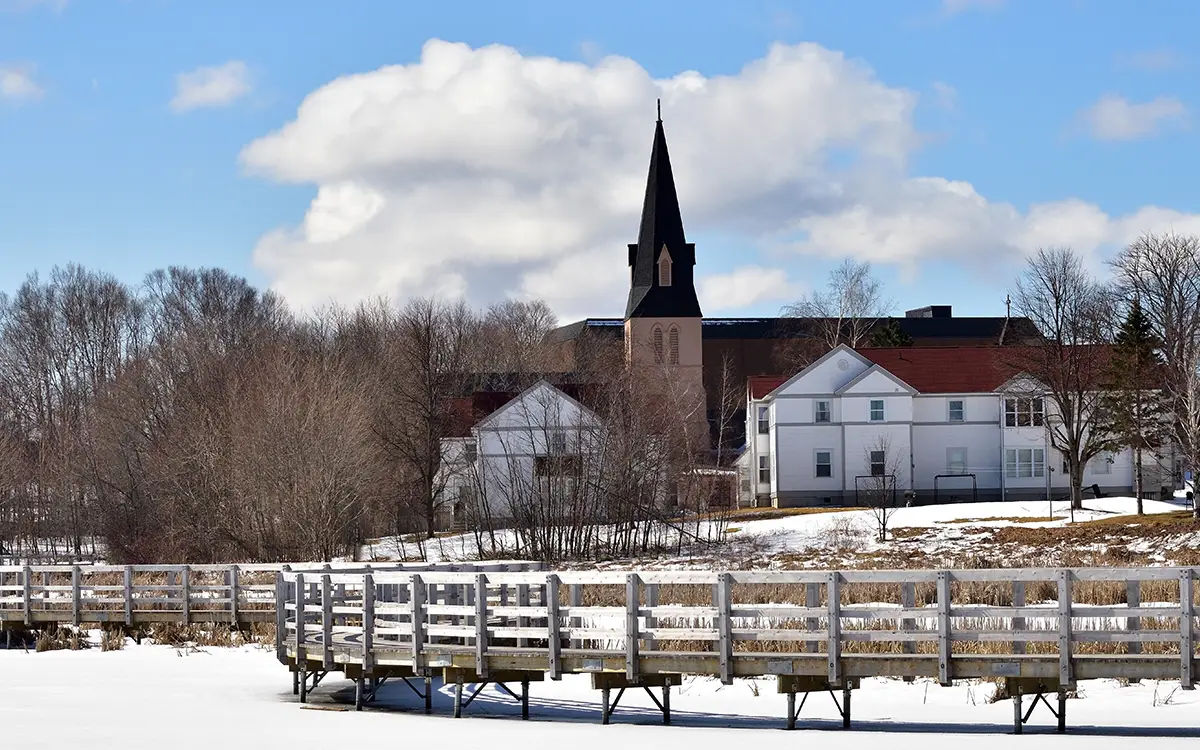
[855,347,1017,394]
[747,375,789,400]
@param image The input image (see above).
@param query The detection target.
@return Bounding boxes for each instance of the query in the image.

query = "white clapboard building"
[737,344,1163,508]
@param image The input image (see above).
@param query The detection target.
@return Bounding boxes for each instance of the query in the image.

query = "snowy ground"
[2,644,1199,749]
[362,494,1197,567]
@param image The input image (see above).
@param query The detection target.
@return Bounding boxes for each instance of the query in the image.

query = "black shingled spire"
[625,102,703,319]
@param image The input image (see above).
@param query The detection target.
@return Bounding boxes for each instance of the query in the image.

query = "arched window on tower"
[658,246,673,287]
[653,326,664,363]
[668,326,680,365]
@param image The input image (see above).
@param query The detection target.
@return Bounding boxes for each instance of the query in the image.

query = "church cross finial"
[657,98,661,123]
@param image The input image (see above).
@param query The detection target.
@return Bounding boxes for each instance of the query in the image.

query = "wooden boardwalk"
[278,567,1200,733]
[0,562,540,629]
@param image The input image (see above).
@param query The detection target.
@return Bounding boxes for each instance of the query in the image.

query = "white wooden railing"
[0,562,542,628]
[279,567,1199,688]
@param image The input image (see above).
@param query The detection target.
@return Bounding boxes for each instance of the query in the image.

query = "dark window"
[816,451,832,478]
[757,406,769,435]
[870,450,886,476]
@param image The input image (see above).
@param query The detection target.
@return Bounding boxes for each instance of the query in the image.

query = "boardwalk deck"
[277,567,1200,732]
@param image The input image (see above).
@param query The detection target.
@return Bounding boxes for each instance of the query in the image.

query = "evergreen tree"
[1102,299,1169,514]
[869,318,914,347]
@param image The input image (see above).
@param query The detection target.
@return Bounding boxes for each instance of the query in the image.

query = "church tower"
[625,105,706,432]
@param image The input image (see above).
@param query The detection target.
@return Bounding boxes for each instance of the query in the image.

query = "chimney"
[905,305,952,319]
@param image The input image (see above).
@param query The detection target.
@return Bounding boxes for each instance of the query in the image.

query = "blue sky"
[2,0,1199,322]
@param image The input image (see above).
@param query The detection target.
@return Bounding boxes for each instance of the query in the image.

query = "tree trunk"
[1134,446,1144,516]
[1070,474,1083,511]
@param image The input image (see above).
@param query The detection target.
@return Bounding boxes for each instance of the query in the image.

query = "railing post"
[1127,579,1142,657]
[805,582,820,654]
[1180,569,1194,689]
[229,565,240,627]
[22,565,31,627]
[644,583,659,652]
[901,582,916,660]
[181,567,191,627]
[718,573,734,685]
[1057,569,1072,686]
[1011,581,1026,655]
[124,565,133,627]
[274,571,286,661]
[569,583,582,650]
[547,574,561,680]
[321,574,333,669]
[827,572,841,685]
[410,573,425,668]
[362,572,375,676]
[294,572,307,662]
[517,582,530,649]
[625,573,641,680]
[475,573,489,678]
[71,565,81,627]
[936,571,951,686]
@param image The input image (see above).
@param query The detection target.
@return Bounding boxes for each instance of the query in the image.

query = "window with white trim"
[869,400,885,422]
[815,400,832,423]
[948,400,964,422]
[758,455,771,484]
[1005,448,1045,478]
[1004,397,1044,427]
[464,440,477,464]
[756,406,769,435]
[549,430,568,455]
[947,447,967,475]
[815,450,833,478]
[1091,451,1113,475]
[870,450,886,476]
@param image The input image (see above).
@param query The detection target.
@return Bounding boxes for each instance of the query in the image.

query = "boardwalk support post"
[780,676,857,730]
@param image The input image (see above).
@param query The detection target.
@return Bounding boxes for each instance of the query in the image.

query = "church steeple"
[625,103,702,319]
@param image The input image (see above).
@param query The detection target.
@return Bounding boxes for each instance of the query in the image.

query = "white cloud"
[170,61,251,112]
[942,0,1004,14]
[0,63,42,101]
[1077,94,1187,141]
[699,267,798,312]
[241,39,1200,320]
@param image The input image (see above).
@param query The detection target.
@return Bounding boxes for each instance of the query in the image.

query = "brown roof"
[855,347,1018,394]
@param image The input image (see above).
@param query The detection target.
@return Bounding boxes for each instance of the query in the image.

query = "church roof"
[548,315,1041,344]
[625,110,703,319]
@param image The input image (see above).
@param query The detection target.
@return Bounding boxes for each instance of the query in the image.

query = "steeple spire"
[625,103,702,319]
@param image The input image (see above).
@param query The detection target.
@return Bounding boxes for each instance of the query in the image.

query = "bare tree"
[1010,247,1116,511]
[1110,232,1200,502]
[862,435,903,542]
[782,259,892,351]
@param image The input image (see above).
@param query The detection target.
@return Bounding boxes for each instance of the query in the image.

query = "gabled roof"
[762,344,871,399]
[473,379,599,432]
[855,347,1018,393]
[836,364,917,395]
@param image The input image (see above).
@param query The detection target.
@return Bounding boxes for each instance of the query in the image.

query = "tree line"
[0,265,571,563]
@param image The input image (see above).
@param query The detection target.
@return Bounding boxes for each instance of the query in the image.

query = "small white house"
[738,344,1163,508]
[437,380,602,527]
